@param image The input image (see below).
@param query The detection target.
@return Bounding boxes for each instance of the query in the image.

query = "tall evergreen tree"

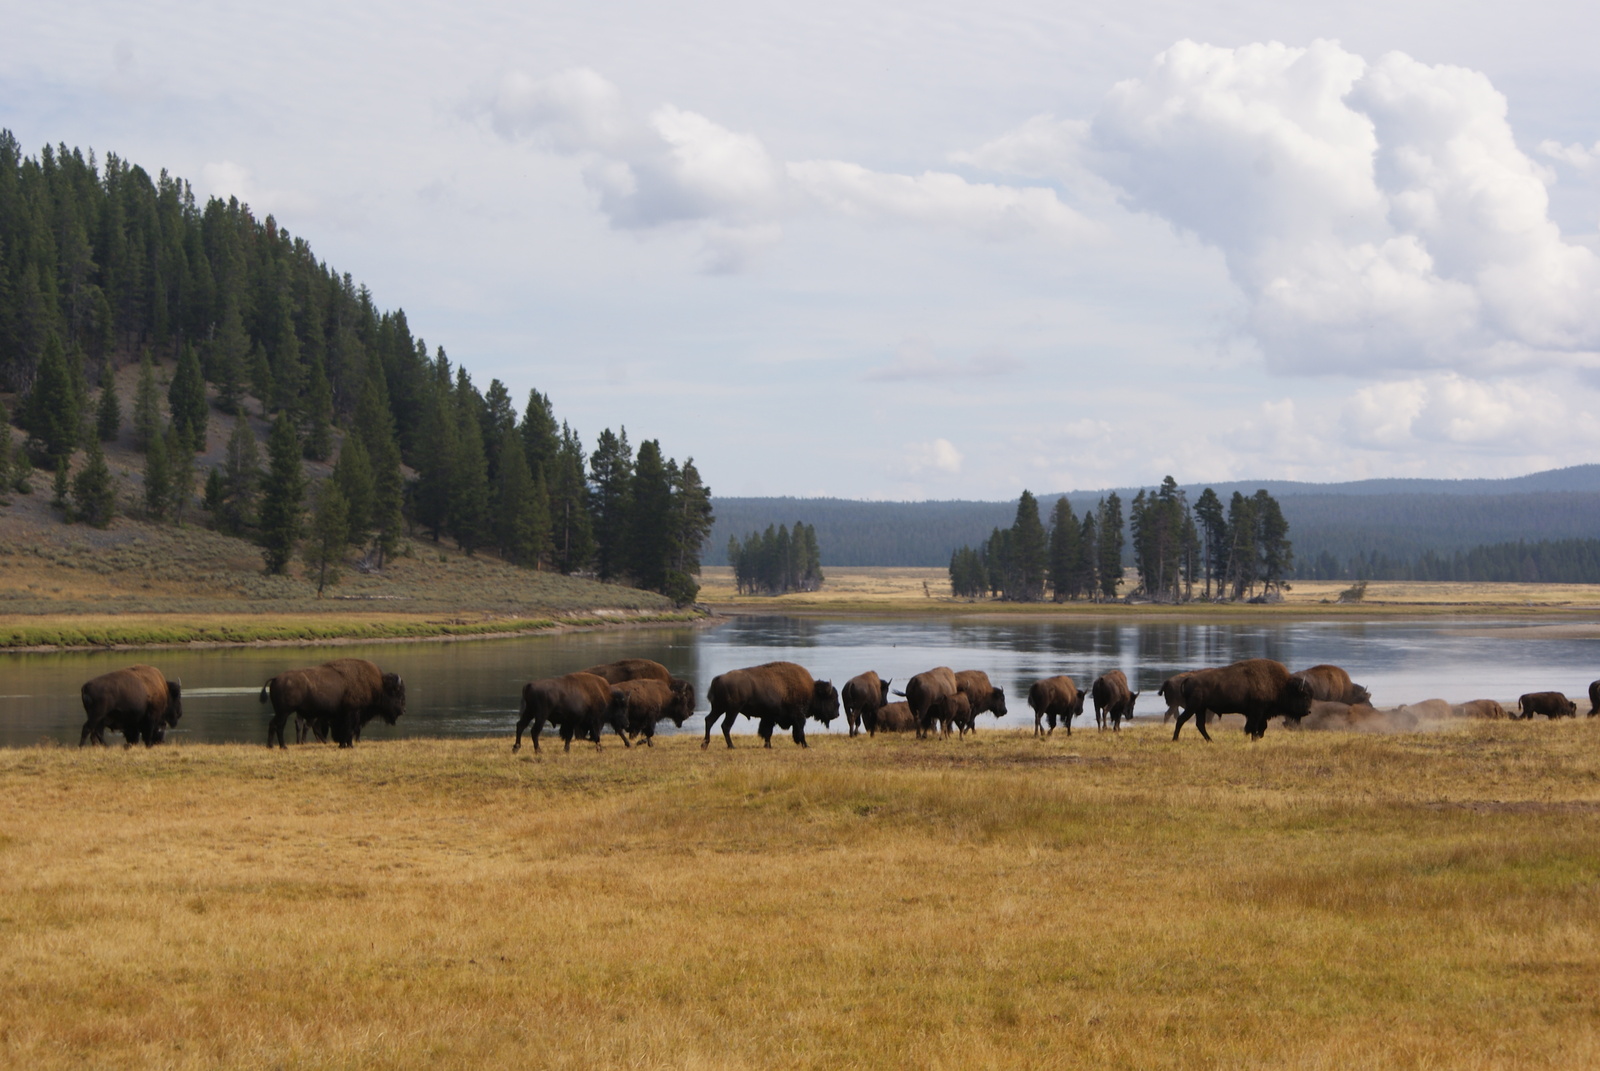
[588,427,633,580]
[305,478,349,596]
[520,388,559,480]
[215,416,260,536]
[550,423,593,574]
[1193,487,1226,600]
[212,297,249,414]
[333,434,375,548]
[167,424,196,525]
[167,342,207,453]
[1097,492,1124,598]
[1077,512,1100,600]
[1009,490,1048,601]
[670,457,714,592]
[413,389,457,541]
[71,437,115,527]
[493,428,548,566]
[23,333,78,464]
[133,351,161,452]
[355,373,404,566]
[258,413,306,574]
[1047,496,1081,601]
[450,400,491,555]
[142,422,171,520]
[94,357,120,442]
[301,348,334,461]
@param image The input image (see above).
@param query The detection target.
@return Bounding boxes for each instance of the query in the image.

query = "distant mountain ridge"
[706,466,1600,569]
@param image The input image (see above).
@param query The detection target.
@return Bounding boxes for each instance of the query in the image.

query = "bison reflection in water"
[260,658,405,748]
[702,661,839,749]
[1171,659,1313,741]
[79,665,182,747]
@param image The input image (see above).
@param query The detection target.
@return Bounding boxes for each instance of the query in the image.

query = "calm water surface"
[3,615,1597,746]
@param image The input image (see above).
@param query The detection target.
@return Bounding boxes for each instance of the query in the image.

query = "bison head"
[1284,676,1314,721]
[165,679,184,727]
[990,686,1008,718]
[667,679,695,726]
[877,678,892,705]
[809,680,840,726]
[1350,683,1373,706]
[378,673,407,724]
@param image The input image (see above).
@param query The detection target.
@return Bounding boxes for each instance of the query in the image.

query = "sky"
[6,0,1600,499]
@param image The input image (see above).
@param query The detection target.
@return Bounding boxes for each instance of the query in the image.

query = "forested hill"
[708,467,1600,571]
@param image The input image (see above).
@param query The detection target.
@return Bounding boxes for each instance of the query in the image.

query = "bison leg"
[792,720,807,748]
[757,718,775,748]
[513,713,544,753]
[1171,707,1197,741]
[1194,708,1215,743]
[78,718,104,747]
[702,707,731,749]
[267,710,292,750]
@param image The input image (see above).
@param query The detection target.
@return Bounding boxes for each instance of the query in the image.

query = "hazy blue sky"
[7,1,1600,497]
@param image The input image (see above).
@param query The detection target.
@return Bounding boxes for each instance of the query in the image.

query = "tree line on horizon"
[950,480,1293,602]
[0,133,713,601]
[1301,538,1600,584]
[727,522,823,595]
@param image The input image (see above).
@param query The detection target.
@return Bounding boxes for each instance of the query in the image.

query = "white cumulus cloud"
[903,438,964,476]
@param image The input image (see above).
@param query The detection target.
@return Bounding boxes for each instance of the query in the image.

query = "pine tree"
[51,459,71,516]
[270,308,304,416]
[1098,492,1125,599]
[1193,487,1226,600]
[413,390,457,541]
[588,427,633,580]
[333,434,375,547]
[71,437,115,527]
[216,416,260,536]
[305,479,349,596]
[1047,497,1080,601]
[212,298,249,414]
[168,342,208,454]
[167,424,196,525]
[354,370,403,566]
[521,388,559,480]
[95,357,120,442]
[670,457,714,590]
[450,401,491,555]
[0,399,12,503]
[627,439,675,592]
[24,333,79,465]
[301,349,334,461]
[248,341,274,411]
[550,423,593,574]
[1009,490,1048,601]
[493,428,547,566]
[143,424,171,520]
[133,352,161,453]
[1077,512,1100,600]
[258,413,306,574]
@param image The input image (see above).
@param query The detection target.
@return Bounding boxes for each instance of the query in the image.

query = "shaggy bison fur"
[1290,664,1372,706]
[1091,670,1140,732]
[702,662,839,749]
[1589,680,1600,717]
[607,677,695,745]
[516,671,630,752]
[953,670,1007,736]
[905,667,959,739]
[1518,691,1577,720]
[582,658,672,685]
[1454,699,1510,720]
[1028,676,1086,736]
[260,658,404,748]
[1172,658,1314,741]
[842,671,892,737]
[871,701,916,733]
[80,665,182,747]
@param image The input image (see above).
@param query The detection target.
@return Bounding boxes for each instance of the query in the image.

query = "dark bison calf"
[608,677,695,746]
[1028,676,1086,736]
[842,671,892,737]
[905,667,959,739]
[261,658,406,748]
[582,658,672,684]
[1091,670,1140,731]
[702,662,839,749]
[1173,659,1314,741]
[953,670,1007,736]
[1291,664,1372,706]
[871,701,916,733]
[1518,691,1577,720]
[80,665,183,747]
[516,671,630,752]
[1157,672,1196,724]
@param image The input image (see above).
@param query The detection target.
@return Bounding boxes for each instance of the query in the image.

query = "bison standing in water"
[1028,676,1086,736]
[80,665,183,747]
[607,677,695,746]
[1091,670,1139,731]
[702,662,839,749]
[1172,659,1313,741]
[953,670,1007,736]
[261,658,405,748]
[841,671,892,736]
[905,667,959,739]
[1290,664,1372,706]
[516,671,630,752]
[1518,692,1577,720]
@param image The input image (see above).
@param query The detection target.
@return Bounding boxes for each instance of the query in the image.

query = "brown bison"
[1518,691,1577,720]
[1091,670,1139,731]
[1028,676,1086,736]
[79,665,183,747]
[607,677,696,745]
[905,666,959,739]
[1157,672,1196,723]
[582,658,672,684]
[953,670,1007,735]
[701,662,839,749]
[261,658,406,748]
[1453,699,1510,720]
[933,691,975,737]
[516,671,630,752]
[1290,664,1372,706]
[842,671,892,737]
[1589,680,1600,717]
[1172,659,1314,741]
[871,701,917,733]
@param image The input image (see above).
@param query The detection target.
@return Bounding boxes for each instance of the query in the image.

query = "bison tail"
[259,680,272,704]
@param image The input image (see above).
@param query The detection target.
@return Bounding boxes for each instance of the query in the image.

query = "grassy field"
[4,723,1599,1068]
[700,565,1600,615]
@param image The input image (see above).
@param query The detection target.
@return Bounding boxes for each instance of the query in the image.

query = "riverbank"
[700,565,1600,617]
[4,724,1598,1068]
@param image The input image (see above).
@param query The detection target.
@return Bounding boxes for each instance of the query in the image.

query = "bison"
[953,670,1007,736]
[905,667,959,739]
[932,691,975,737]
[79,665,183,748]
[1589,680,1600,717]
[1172,659,1314,741]
[1157,672,1196,724]
[582,658,672,684]
[1028,676,1087,736]
[702,662,839,749]
[261,658,406,749]
[842,671,892,737]
[607,677,696,746]
[1453,699,1509,720]
[1091,670,1139,732]
[1518,691,1577,720]
[870,701,917,733]
[1290,664,1373,706]
[516,671,630,752]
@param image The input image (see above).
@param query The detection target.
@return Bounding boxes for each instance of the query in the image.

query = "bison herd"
[74,655,1600,751]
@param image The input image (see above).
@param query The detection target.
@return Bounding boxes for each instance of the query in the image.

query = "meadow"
[3,722,1598,1068]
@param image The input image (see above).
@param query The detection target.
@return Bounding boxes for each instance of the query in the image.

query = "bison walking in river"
[1091,670,1139,731]
[1028,676,1086,736]
[702,662,839,749]
[1172,659,1314,741]
[842,671,892,737]
[261,658,405,748]
[80,665,182,747]
[517,671,629,752]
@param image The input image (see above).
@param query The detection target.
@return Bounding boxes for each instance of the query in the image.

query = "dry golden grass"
[700,565,1600,616]
[4,723,1600,1068]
